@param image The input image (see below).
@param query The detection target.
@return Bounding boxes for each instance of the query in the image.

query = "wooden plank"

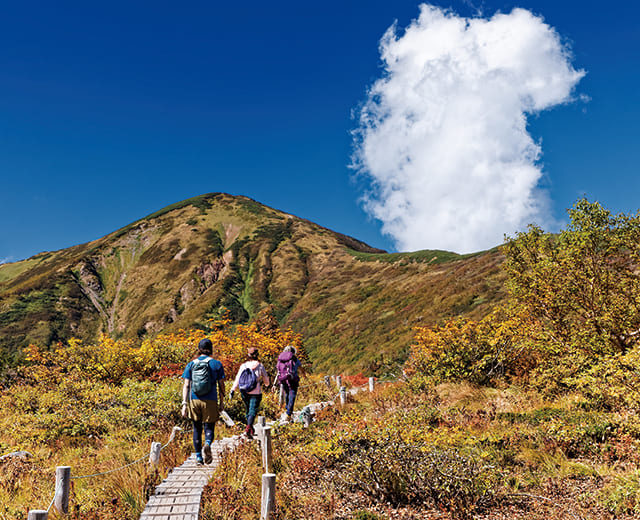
[146,500,202,507]
[147,495,202,503]
[140,514,197,519]
[139,437,241,519]
[142,504,199,513]
[147,495,202,504]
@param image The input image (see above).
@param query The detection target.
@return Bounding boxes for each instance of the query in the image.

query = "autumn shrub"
[562,346,640,413]
[313,421,498,520]
[342,373,369,387]
[21,317,305,388]
[405,305,538,388]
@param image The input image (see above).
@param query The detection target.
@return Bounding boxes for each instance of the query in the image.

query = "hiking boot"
[203,442,212,464]
[245,424,254,440]
[280,412,289,423]
[196,453,204,465]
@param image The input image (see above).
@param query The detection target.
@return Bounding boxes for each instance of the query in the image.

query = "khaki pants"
[188,399,220,423]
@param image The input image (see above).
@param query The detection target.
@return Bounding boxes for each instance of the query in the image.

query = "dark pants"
[192,421,215,454]
[282,379,299,416]
[241,392,262,426]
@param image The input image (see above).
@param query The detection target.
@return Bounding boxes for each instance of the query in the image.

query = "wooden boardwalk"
[140,436,241,520]
[139,383,368,519]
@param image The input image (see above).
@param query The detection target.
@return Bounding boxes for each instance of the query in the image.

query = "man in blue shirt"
[182,338,226,465]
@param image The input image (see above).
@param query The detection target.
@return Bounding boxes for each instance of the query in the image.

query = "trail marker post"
[149,442,161,467]
[369,377,375,393]
[261,473,276,520]
[256,416,266,444]
[261,426,273,473]
[336,375,342,390]
[340,386,347,406]
[27,511,47,520]
[54,466,70,515]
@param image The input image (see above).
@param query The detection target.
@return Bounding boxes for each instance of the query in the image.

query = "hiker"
[276,345,301,422]
[181,338,226,465]
[229,347,269,439]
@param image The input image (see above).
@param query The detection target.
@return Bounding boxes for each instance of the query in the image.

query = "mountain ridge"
[0,193,506,373]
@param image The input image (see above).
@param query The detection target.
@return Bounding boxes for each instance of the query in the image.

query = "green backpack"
[192,357,213,397]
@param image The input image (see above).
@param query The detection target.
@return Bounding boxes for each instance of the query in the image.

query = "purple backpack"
[277,357,298,384]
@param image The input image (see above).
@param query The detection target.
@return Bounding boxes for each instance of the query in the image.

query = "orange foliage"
[22,316,306,385]
[342,373,370,387]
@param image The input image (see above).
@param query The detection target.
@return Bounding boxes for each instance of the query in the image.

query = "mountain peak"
[0,194,504,372]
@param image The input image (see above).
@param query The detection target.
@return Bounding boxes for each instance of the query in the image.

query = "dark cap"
[198,338,213,353]
[247,347,259,359]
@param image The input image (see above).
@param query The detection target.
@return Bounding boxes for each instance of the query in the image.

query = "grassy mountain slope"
[0,193,506,372]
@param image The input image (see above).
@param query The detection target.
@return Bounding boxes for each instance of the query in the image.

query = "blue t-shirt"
[183,355,225,401]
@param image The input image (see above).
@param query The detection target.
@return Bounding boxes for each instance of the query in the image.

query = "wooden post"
[149,441,162,467]
[27,511,48,520]
[339,386,347,406]
[256,416,266,445]
[369,377,375,393]
[261,473,276,520]
[261,426,273,474]
[336,375,342,390]
[54,466,70,515]
[324,375,330,390]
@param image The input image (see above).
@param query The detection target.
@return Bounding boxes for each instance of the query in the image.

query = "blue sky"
[1,1,638,262]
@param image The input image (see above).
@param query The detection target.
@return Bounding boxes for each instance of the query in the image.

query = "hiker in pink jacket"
[229,347,269,439]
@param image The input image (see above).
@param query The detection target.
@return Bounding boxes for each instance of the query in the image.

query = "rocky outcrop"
[167,258,228,322]
[77,260,103,295]
[74,259,108,321]
[195,259,225,288]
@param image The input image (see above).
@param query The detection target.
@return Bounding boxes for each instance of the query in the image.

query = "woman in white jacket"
[229,346,269,439]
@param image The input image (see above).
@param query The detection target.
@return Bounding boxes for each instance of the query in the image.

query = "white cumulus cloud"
[352,4,585,253]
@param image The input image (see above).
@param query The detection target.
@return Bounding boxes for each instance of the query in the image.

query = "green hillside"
[0,193,506,372]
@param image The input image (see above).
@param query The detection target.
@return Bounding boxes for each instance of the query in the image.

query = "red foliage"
[343,373,370,387]
[149,363,183,381]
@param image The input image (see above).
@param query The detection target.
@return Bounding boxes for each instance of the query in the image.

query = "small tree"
[406,305,538,386]
[502,198,640,361]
